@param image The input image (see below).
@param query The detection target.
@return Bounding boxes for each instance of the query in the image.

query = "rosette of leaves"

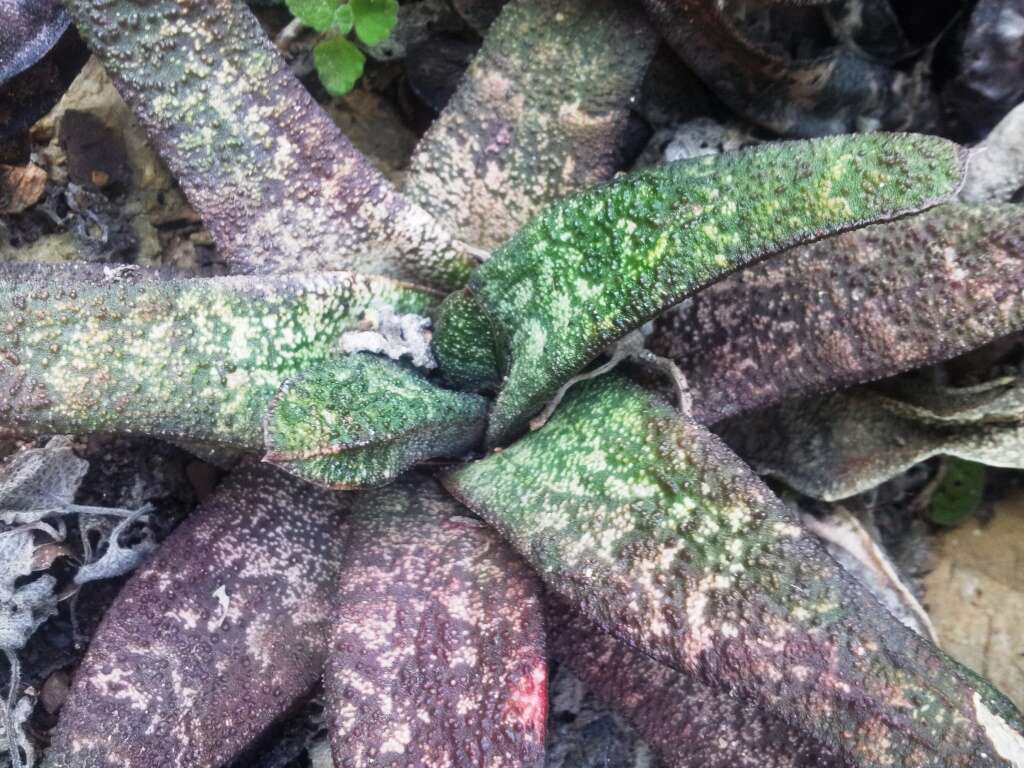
[286,0,398,95]
[13,0,1024,766]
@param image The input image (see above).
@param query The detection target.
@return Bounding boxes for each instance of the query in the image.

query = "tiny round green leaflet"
[285,0,337,32]
[350,0,398,45]
[288,0,399,95]
[314,36,364,97]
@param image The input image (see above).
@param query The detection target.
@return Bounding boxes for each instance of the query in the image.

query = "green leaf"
[445,375,1024,768]
[264,354,487,489]
[0,266,438,449]
[333,3,354,34]
[431,290,501,392]
[350,0,398,45]
[314,36,365,96]
[928,458,987,527]
[438,133,965,446]
[286,0,339,32]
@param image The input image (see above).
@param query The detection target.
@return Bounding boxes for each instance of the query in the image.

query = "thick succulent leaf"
[0,0,69,84]
[651,203,1024,424]
[0,268,436,447]
[546,599,843,768]
[454,133,965,445]
[803,507,937,638]
[403,0,656,251]
[63,0,475,290]
[639,0,913,136]
[719,376,1024,500]
[264,354,488,489]
[44,465,351,768]
[431,291,502,392]
[446,375,1024,768]
[326,477,546,767]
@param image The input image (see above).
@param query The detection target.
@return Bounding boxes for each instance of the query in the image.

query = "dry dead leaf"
[0,163,46,214]
[925,493,1024,709]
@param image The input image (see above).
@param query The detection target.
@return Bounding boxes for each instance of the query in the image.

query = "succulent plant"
[2,0,1024,767]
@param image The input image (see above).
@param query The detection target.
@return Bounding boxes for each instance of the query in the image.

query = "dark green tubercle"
[264,354,488,489]
[440,133,966,445]
[446,375,1024,768]
[432,291,501,392]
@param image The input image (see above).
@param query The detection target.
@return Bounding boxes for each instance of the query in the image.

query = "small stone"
[40,669,71,715]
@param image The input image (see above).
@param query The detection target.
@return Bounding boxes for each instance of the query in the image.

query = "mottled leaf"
[719,376,1024,500]
[546,599,844,768]
[63,0,475,290]
[44,465,350,768]
[0,268,437,448]
[802,508,937,639]
[264,354,487,489]
[447,375,1024,767]
[431,291,501,392]
[326,477,546,767]
[445,133,965,445]
[404,0,656,251]
[651,203,1024,424]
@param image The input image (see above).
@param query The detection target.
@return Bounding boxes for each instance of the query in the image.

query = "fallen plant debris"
[720,374,1024,500]
[0,0,1022,766]
[0,436,170,768]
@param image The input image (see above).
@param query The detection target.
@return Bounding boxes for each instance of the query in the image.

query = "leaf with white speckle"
[326,477,546,766]
[447,374,1024,768]
[46,465,352,768]
[264,354,488,489]
[435,133,966,445]
[0,269,437,450]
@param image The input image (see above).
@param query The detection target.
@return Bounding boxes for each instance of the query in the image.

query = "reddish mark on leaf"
[505,657,548,739]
